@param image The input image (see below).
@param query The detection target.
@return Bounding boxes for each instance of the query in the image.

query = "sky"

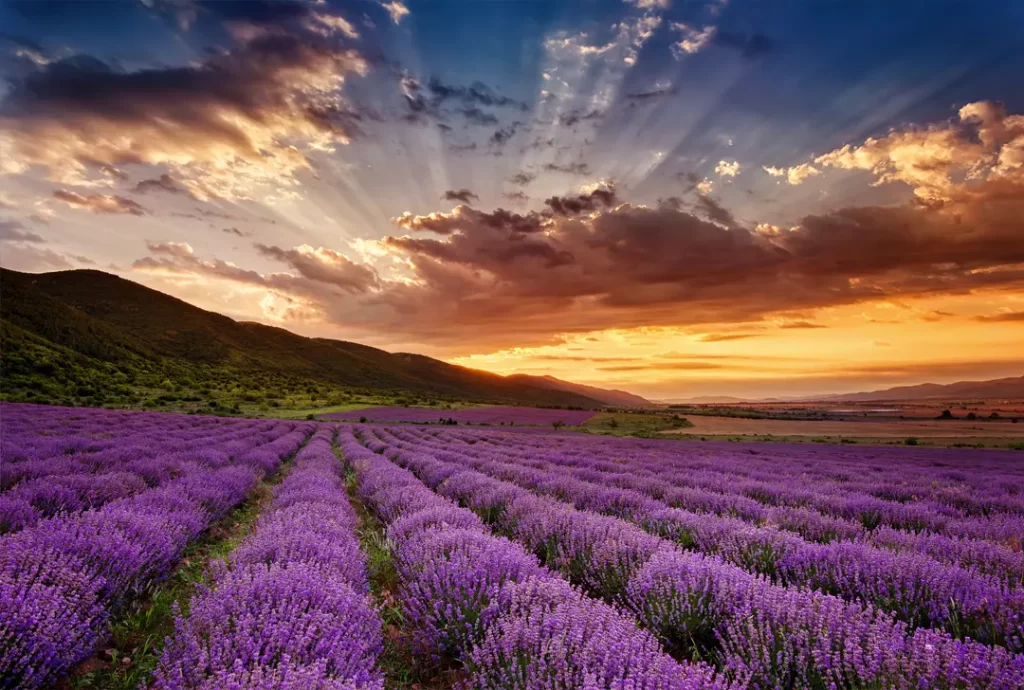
[1,0,1022,400]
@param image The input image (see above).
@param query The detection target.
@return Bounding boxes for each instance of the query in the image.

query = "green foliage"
[582,411,694,438]
[0,268,606,414]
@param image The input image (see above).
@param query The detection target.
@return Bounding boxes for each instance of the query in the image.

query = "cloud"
[443,189,479,204]
[697,333,759,342]
[509,172,536,186]
[127,160,1024,351]
[696,178,714,194]
[625,86,674,102]
[0,244,74,271]
[52,190,148,215]
[780,321,827,329]
[715,159,741,177]
[490,121,525,146]
[0,23,367,200]
[599,362,727,372]
[559,109,604,127]
[763,163,821,185]
[379,1,410,24]
[222,227,249,237]
[504,191,529,202]
[0,219,44,243]
[693,194,737,227]
[781,101,1024,203]
[402,75,529,125]
[544,162,592,176]
[671,23,716,57]
[975,311,1024,322]
[255,243,379,294]
[134,174,190,196]
[543,184,617,216]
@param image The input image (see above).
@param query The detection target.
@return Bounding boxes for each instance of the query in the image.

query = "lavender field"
[322,405,597,426]
[2,402,1024,689]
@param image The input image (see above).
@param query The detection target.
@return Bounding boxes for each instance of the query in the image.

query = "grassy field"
[580,411,693,437]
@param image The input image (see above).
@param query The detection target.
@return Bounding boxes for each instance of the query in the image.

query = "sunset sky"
[1,0,1022,399]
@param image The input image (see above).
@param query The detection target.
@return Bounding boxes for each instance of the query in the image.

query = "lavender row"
[1,417,293,488]
[0,423,306,534]
[152,426,384,690]
[398,426,1024,586]
[339,427,726,690]
[380,426,1024,647]
[466,427,1024,515]
[438,426,1024,543]
[0,428,309,689]
[357,429,1024,689]
[323,405,596,426]
[1,403,282,466]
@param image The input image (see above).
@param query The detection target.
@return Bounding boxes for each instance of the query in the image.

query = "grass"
[338,455,463,689]
[581,411,693,437]
[64,444,305,690]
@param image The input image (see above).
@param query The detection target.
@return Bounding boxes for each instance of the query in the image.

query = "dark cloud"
[426,78,528,111]
[0,24,367,199]
[52,190,148,215]
[543,162,591,176]
[694,194,738,228]
[559,109,604,127]
[697,333,759,342]
[975,311,1024,322]
[222,227,249,237]
[509,172,536,186]
[544,185,617,216]
[401,75,529,126]
[780,321,827,329]
[255,243,379,293]
[504,191,529,203]
[676,172,701,194]
[625,87,674,102]
[134,174,189,196]
[459,107,499,126]
[714,31,776,59]
[490,121,524,146]
[0,220,44,243]
[443,189,479,204]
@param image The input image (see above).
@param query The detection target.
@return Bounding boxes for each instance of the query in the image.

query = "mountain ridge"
[0,268,649,409]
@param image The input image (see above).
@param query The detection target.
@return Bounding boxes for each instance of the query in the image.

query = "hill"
[507,374,650,407]
[820,376,1024,402]
[0,268,634,411]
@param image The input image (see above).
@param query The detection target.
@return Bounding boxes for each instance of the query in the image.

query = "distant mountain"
[659,395,748,404]
[0,268,628,409]
[820,376,1024,402]
[508,374,651,407]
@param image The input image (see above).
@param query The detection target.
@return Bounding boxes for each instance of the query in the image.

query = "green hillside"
[0,268,618,414]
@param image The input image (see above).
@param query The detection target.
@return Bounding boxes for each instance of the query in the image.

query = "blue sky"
[1,0,1023,397]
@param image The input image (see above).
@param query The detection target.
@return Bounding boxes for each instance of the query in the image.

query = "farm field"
[665,413,1024,442]
[3,402,1024,690]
